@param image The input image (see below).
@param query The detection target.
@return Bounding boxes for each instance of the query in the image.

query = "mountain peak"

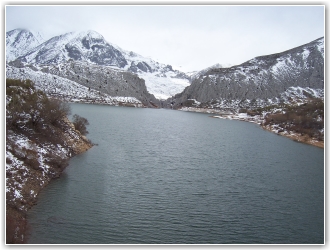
[6,28,190,99]
[82,30,104,38]
[6,28,43,62]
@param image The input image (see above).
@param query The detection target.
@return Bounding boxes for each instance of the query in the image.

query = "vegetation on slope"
[6,79,70,133]
[244,98,324,143]
[6,79,92,243]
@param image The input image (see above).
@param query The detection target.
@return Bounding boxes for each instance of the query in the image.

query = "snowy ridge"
[7,28,190,100]
[189,63,233,81]
[6,29,44,62]
[19,32,78,64]
[29,30,46,45]
[168,37,324,110]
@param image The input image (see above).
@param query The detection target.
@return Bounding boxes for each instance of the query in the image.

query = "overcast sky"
[5,4,324,72]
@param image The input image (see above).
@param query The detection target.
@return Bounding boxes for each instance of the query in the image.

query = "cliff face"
[167,37,324,110]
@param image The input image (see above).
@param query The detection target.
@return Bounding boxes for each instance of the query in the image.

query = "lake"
[27,104,324,244]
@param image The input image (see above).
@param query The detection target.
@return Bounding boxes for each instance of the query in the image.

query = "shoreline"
[178,107,324,149]
[6,143,93,244]
[214,114,324,149]
[6,117,93,244]
[261,125,324,149]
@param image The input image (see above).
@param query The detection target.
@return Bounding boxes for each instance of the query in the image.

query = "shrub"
[43,98,71,125]
[263,98,324,140]
[6,78,71,131]
[72,114,89,135]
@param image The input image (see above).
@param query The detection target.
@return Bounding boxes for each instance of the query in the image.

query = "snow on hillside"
[6,29,44,62]
[20,32,78,64]
[138,71,190,100]
[30,30,46,44]
[280,86,324,102]
[6,65,143,107]
[9,29,191,99]
[119,48,190,99]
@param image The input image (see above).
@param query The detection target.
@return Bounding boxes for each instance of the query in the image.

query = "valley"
[5,27,325,244]
[6,28,324,146]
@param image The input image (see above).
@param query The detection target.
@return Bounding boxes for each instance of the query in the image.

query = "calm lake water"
[27,104,324,244]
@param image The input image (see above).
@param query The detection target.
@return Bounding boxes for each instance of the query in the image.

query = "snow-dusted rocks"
[6,65,147,107]
[6,29,190,100]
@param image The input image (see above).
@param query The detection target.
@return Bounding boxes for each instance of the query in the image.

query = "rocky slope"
[6,62,159,108]
[166,37,324,111]
[6,79,93,243]
[7,29,190,100]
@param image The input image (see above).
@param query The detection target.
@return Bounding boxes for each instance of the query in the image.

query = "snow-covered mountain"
[17,30,128,67]
[6,29,45,62]
[6,28,324,106]
[167,37,324,111]
[7,29,190,99]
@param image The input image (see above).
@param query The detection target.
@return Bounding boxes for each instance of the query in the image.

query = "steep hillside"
[167,37,324,111]
[6,79,93,243]
[6,62,159,108]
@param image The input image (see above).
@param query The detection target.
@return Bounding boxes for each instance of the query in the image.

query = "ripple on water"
[27,104,324,244]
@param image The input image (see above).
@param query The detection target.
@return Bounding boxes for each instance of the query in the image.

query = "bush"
[43,98,71,125]
[72,114,89,135]
[6,78,71,131]
[263,98,324,139]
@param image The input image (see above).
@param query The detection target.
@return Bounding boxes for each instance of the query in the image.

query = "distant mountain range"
[6,29,190,100]
[6,28,324,110]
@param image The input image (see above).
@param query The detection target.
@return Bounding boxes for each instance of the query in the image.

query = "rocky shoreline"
[261,124,324,148]
[213,113,324,148]
[178,107,324,149]
[6,117,93,244]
